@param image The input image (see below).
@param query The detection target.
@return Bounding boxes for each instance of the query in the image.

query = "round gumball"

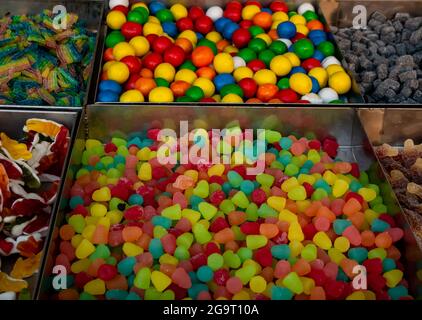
[253,12,272,29]
[317,41,335,57]
[214,73,235,91]
[113,5,129,16]
[106,30,125,48]
[301,58,321,71]
[107,10,127,30]
[328,71,351,94]
[270,1,289,12]
[277,77,290,89]
[149,86,174,102]
[156,9,174,23]
[254,69,277,85]
[120,89,144,102]
[232,28,251,49]
[153,36,173,54]
[149,1,166,14]
[192,46,214,67]
[164,45,185,67]
[135,77,156,96]
[170,80,190,97]
[162,22,178,37]
[154,62,176,82]
[107,61,130,84]
[195,15,214,34]
[193,77,215,97]
[213,53,234,74]
[238,77,257,98]
[98,90,119,102]
[121,56,142,74]
[224,8,242,22]
[241,5,260,20]
[226,1,243,11]
[297,3,315,15]
[233,56,246,68]
[277,21,296,38]
[143,52,163,70]
[257,84,278,101]
[121,22,143,39]
[189,6,205,20]
[124,74,141,90]
[103,48,114,61]
[206,6,223,21]
[129,36,150,57]
[99,80,122,94]
[127,10,147,24]
[109,0,128,9]
[289,73,312,95]
[293,39,314,59]
[247,59,266,72]
[319,87,339,102]
[277,88,298,102]
[113,42,136,61]
[170,3,188,20]
[239,20,253,29]
[176,17,194,31]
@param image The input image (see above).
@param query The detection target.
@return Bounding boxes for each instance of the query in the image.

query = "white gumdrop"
[319,88,339,102]
[322,56,341,69]
[206,6,224,21]
[297,3,315,15]
[301,93,323,104]
[233,56,246,68]
[109,0,129,9]
[0,292,17,300]
[278,38,292,48]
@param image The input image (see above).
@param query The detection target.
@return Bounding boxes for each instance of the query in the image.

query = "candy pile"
[0,10,96,107]
[332,11,422,103]
[0,119,70,299]
[97,0,353,104]
[51,127,412,300]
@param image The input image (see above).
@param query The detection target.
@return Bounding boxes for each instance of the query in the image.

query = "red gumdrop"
[308,268,326,286]
[368,273,386,291]
[147,128,161,140]
[350,163,360,178]
[303,182,315,198]
[204,242,220,256]
[240,221,260,235]
[176,17,194,31]
[111,185,130,201]
[75,272,93,289]
[272,231,288,244]
[251,189,267,205]
[105,142,118,153]
[188,6,205,20]
[344,192,364,205]
[363,258,383,274]
[169,283,188,300]
[55,254,70,273]
[376,290,390,300]
[73,204,88,217]
[247,59,266,72]
[190,253,207,270]
[210,190,226,206]
[277,89,298,103]
[168,228,183,238]
[254,247,273,267]
[195,15,213,34]
[214,268,230,286]
[224,9,241,22]
[161,233,177,255]
[378,214,396,228]
[152,166,168,180]
[303,222,317,240]
[97,264,118,281]
[322,138,339,158]
[124,206,144,220]
[324,280,346,300]
[232,28,251,48]
[209,217,230,233]
[308,139,321,150]
[273,142,282,151]
[208,176,225,186]
[231,165,246,178]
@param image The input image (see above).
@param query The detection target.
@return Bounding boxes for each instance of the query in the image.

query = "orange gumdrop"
[343,198,362,216]
[333,162,352,174]
[92,224,109,244]
[265,153,276,166]
[316,206,336,222]
[191,46,214,67]
[225,240,239,252]
[310,286,326,300]
[196,66,216,80]
[261,266,274,282]
[387,245,401,260]
[228,211,247,225]
[259,223,279,238]
[214,228,235,244]
[59,224,75,241]
[87,258,105,277]
[304,201,322,217]
[340,258,358,278]
[135,77,156,96]
[375,232,393,248]
[137,233,152,250]
[122,226,143,242]
[170,80,190,97]
[348,211,365,229]
[277,220,290,233]
[292,258,311,276]
[286,199,298,213]
[106,274,128,291]
[256,84,278,102]
[361,230,375,247]
[58,288,79,300]
[160,263,176,277]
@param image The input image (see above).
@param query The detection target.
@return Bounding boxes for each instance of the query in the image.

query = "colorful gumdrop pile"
[0,119,70,299]
[52,126,412,300]
[97,0,352,104]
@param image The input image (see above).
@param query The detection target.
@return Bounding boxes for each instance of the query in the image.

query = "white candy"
[297,3,315,15]
[301,93,323,104]
[278,38,292,48]
[109,0,129,9]
[0,292,16,300]
[233,56,246,68]
[319,88,339,102]
[322,56,341,69]
[206,6,224,21]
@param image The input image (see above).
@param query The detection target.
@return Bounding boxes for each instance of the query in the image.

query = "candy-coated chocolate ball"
[328,71,352,94]
[289,73,312,95]
[213,53,234,74]
[119,89,145,102]
[149,86,174,102]
[206,6,223,21]
[164,45,185,67]
[154,62,176,82]
[254,69,277,85]
[113,42,136,61]
[107,62,130,84]
[270,55,292,76]
[107,10,127,30]
[277,21,296,38]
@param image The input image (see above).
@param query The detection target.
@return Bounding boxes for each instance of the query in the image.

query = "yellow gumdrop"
[123,242,143,257]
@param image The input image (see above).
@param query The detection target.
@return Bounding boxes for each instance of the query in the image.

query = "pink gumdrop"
[317,247,330,264]
[270,186,283,196]
[251,189,267,205]
[178,260,193,273]
[142,221,154,237]
[124,206,144,220]
[158,196,172,208]
[85,181,100,196]
[265,217,278,224]
[136,252,154,268]
[291,142,305,156]
[387,227,404,242]
[143,206,156,220]
[343,225,362,246]
[321,153,334,163]
[321,197,331,207]
[175,218,191,232]
[214,286,231,299]
[161,233,176,255]
[124,169,138,183]
[314,216,331,232]
[309,259,325,270]
[125,155,138,169]
[55,254,71,273]
[310,162,325,174]
[189,243,203,256]
[70,183,85,197]
[173,191,188,209]
[172,267,192,289]
[330,199,345,216]
[60,241,76,261]
[226,277,243,294]
[323,262,339,280]
[197,291,212,300]
[274,260,291,279]
[108,229,124,247]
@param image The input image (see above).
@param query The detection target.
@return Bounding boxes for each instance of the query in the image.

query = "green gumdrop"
[266,130,282,143]
[107,168,121,179]
[112,137,127,147]
[235,265,255,285]
[134,267,151,289]
[109,197,126,211]
[174,246,190,260]
[270,161,284,170]
[80,292,96,300]
[246,235,268,250]
[117,145,129,156]
[246,203,259,221]
[237,247,253,262]
[193,180,209,198]
[282,272,303,294]
[220,199,235,214]
[101,156,114,166]
[207,253,224,271]
[223,251,241,269]
[193,224,212,244]
[301,244,317,261]
[232,225,246,241]
[68,214,85,233]
[311,188,328,200]
[160,290,175,300]
[144,287,161,300]
[258,203,278,218]
[76,168,90,179]
[89,244,110,261]
[231,191,249,209]
[256,173,275,187]
[176,232,194,248]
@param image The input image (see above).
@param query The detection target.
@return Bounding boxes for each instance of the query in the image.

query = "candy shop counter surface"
[0,108,80,299]
[35,105,422,300]
[0,0,105,110]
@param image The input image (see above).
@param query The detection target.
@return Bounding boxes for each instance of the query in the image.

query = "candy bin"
[37,105,422,300]
[0,0,104,109]
[327,0,422,104]
[93,0,363,105]
[0,108,80,300]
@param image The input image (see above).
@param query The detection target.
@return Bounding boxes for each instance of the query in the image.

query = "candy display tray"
[0,0,105,111]
[0,108,81,298]
[36,105,422,299]
[90,0,364,106]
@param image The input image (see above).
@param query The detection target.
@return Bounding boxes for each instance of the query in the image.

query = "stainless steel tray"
[37,105,421,299]
[0,0,105,111]
[91,0,364,106]
[0,108,81,299]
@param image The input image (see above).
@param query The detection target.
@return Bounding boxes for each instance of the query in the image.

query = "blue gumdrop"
[382,258,396,272]
[333,219,352,235]
[222,182,232,195]
[197,266,214,282]
[126,292,142,300]
[117,257,136,276]
[188,283,209,299]
[127,137,143,148]
[336,267,348,282]
[149,238,164,259]
[69,196,84,209]
[128,194,144,206]
[240,180,255,195]
[348,247,368,264]
[371,218,390,232]
[227,170,243,188]
[106,290,128,300]
[190,195,204,211]
[388,285,408,300]
[280,137,293,150]
[271,244,291,260]
[271,286,293,300]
